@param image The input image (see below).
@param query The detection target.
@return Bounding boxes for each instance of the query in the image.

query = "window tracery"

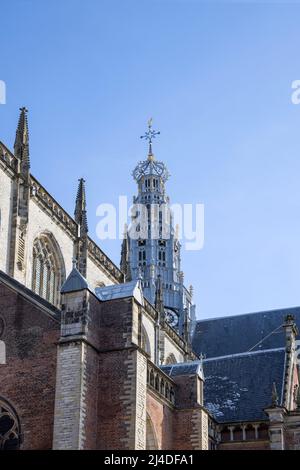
[0,400,20,450]
[32,234,64,306]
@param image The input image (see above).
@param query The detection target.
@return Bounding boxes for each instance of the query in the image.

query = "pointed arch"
[141,325,151,357]
[32,231,65,306]
[165,353,177,365]
[146,414,159,450]
[0,398,21,450]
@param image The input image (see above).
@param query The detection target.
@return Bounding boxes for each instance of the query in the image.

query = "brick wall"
[53,341,86,450]
[285,411,300,449]
[97,296,147,449]
[97,348,147,449]
[146,391,173,449]
[172,375,208,450]
[53,289,101,450]
[0,277,59,449]
[218,440,270,450]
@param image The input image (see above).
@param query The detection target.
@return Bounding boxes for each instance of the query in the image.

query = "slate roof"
[161,360,204,380]
[95,280,144,305]
[61,267,89,293]
[192,306,300,358]
[203,348,286,423]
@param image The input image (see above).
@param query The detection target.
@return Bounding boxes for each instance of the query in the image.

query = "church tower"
[124,120,196,337]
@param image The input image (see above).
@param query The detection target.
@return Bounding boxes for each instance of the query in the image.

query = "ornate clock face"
[165,308,178,328]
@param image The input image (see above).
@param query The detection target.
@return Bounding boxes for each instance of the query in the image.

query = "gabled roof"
[61,267,89,293]
[192,306,300,358]
[95,280,144,305]
[203,348,286,423]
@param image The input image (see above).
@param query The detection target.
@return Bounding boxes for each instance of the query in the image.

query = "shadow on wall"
[146,414,159,450]
[0,340,5,364]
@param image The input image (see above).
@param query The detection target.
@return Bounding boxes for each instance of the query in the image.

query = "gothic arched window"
[32,234,65,306]
[0,399,21,450]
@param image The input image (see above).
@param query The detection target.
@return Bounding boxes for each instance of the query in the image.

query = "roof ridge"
[161,359,202,368]
[203,347,285,363]
[197,306,300,323]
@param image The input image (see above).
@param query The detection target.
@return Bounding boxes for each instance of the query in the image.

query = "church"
[0,108,300,450]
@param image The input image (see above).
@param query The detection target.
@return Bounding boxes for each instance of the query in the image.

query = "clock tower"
[121,120,196,337]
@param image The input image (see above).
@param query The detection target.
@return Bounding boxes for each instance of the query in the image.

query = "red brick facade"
[0,270,210,450]
[1,270,300,451]
[146,391,173,449]
[0,276,59,449]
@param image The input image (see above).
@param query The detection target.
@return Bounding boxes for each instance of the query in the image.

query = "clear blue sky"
[1,0,300,319]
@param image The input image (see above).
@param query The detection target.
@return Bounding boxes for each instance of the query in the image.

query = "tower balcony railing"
[147,359,175,406]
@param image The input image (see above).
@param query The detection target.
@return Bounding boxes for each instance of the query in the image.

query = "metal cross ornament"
[140,118,160,144]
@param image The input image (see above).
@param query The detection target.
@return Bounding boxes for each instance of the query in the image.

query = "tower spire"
[130,121,194,334]
[14,107,30,173]
[74,178,88,235]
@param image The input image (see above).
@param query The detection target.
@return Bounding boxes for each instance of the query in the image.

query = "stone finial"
[150,264,155,278]
[178,271,184,284]
[271,382,279,407]
[283,313,299,339]
[14,107,30,172]
[74,178,88,235]
[155,275,164,315]
[137,265,142,280]
[284,314,295,326]
[183,307,191,346]
[199,352,205,366]
[120,227,131,282]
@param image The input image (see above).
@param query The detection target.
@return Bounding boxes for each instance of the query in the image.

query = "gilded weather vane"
[140,118,160,151]
[140,118,160,160]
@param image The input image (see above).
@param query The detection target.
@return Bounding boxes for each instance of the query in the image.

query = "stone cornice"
[87,238,124,283]
[0,140,123,284]
[31,177,123,282]
[218,419,268,428]
[164,321,187,351]
[143,297,158,321]
[0,141,19,175]
[30,175,78,239]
